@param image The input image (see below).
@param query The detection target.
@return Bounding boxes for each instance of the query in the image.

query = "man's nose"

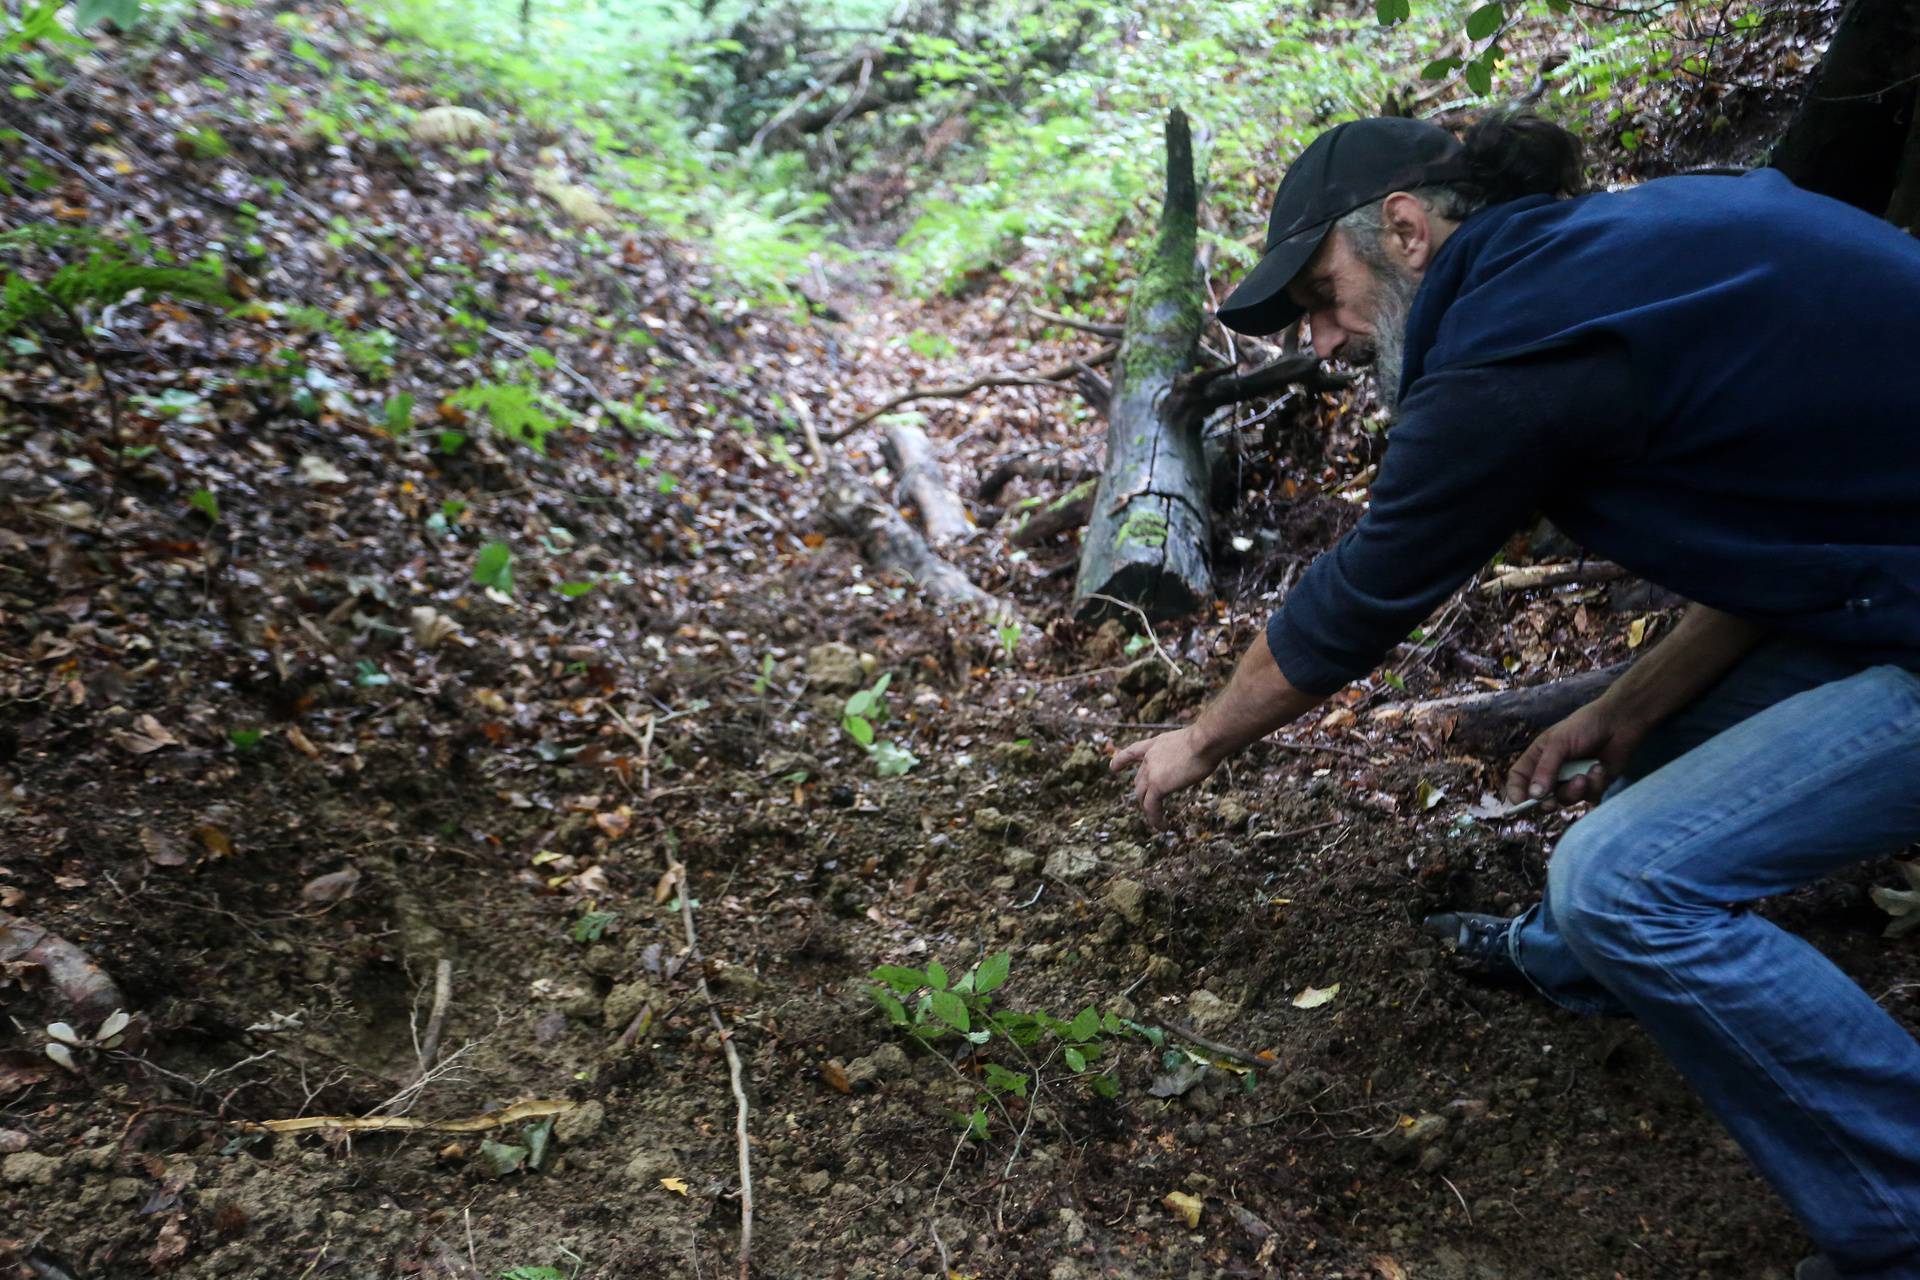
[1308,313,1344,360]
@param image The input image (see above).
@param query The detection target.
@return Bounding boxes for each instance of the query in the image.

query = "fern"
[0,224,231,336]
[446,381,565,453]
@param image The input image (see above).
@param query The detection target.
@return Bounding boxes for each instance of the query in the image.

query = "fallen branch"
[1027,304,1123,339]
[1177,352,1350,412]
[414,959,453,1083]
[830,344,1117,442]
[976,456,1098,505]
[882,417,972,543]
[251,1097,574,1135]
[671,862,753,1280]
[1479,561,1629,594]
[1146,1016,1267,1071]
[821,462,1016,617]
[1370,663,1630,755]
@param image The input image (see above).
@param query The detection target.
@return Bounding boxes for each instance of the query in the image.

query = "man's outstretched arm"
[1111,632,1326,827]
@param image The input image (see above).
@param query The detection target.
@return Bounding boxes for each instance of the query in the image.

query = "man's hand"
[1504,699,1647,805]
[1110,726,1221,829]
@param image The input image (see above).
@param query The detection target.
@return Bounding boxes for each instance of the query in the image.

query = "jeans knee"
[1546,809,1647,964]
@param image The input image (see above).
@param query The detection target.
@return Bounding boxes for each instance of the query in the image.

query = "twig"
[415,959,453,1081]
[1145,1015,1268,1071]
[830,344,1117,441]
[790,394,829,467]
[671,863,753,1280]
[1027,304,1123,339]
[1081,593,1183,678]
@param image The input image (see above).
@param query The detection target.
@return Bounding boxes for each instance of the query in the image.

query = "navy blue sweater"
[1267,170,1920,697]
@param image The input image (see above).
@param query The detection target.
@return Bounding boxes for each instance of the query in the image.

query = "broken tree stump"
[1073,107,1211,622]
[881,418,971,544]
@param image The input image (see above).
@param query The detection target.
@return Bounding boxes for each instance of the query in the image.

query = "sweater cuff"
[1266,607,1358,699]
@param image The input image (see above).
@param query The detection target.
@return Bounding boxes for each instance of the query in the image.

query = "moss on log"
[1072,107,1211,622]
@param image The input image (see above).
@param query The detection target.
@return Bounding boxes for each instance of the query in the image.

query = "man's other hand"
[1505,700,1647,805]
[1111,726,1220,829]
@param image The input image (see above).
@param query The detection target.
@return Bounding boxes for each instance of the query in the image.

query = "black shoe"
[1421,911,1518,976]
[1795,1257,1840,1280]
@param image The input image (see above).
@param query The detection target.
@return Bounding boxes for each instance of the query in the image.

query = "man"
[1109,112,1920,1280]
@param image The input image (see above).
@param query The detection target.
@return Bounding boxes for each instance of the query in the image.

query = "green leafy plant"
[842,673,920,776]
[0,224,231,338]
[571,909,617,943]
[472,541,514,594]
[188,488,221,523]
[868,952,1137,1137]
[447,381,565,453]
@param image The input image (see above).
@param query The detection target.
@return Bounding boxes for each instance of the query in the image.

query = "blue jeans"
[1509,639,1920,1279]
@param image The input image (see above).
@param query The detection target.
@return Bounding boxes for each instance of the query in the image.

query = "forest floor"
[1,3,1900,1279]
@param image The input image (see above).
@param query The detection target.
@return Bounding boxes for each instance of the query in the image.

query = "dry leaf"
[1626,616,1649,648]
[286,726,321,759]
[141,827,189,867]
[409,605,461,649]
[193,825,232,858]
[534,169,613,226]
[297,454,349,485]
[1163,1190,1203,1228]
[1291,983,1340,1010]
[654,864,682,905]
[112,714,178,754]
[594,809,632,839]
[660,1176,690,1195]
[1373,1257,1410,1280]
[820,1059,852,1094]
[301,866,361,905]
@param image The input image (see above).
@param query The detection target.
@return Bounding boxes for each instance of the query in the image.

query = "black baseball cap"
[1217,117,1468,336]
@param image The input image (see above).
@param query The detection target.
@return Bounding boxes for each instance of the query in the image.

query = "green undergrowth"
[357,0,837,310]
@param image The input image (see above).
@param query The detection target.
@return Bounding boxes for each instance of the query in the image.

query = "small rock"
[2,1151,62,1186]
[1002,847,1038,875]
[799,1169,831,1195]
[1059,1206,1088,1245]
[1211,797,1252,832]
[843,1043,909,1089]
[1186,989,1239,1033]
[1056,743,1107,784]
[709,962,761,997]
[1082,618,1129,663]
[623,1147,678,1187]
[1042,846,1100,882]
[602,979,659,1030]
[0,1129,28,1154]
[1378,1112,1450,1164]
[805,643,865,694]
[988,739,1040,772]
[1105,840,1148,870]
[553,1100,605,1145]
[1103,878,1148,926]
[1145,955,1182,984]
[971,807,1025,840]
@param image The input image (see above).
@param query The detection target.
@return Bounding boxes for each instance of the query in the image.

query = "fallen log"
[1073,108,1211,621]
[820,461,1013,619]
[881,418,971,544]
[1009,478,1096,547]
[1369,663,1629,756]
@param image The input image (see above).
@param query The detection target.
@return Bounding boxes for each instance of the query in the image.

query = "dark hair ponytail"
[1458,109,1586,204]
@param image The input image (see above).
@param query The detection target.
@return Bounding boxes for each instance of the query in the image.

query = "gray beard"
[1362,262,1420,415]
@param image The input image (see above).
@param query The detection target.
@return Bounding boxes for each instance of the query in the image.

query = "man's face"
[1286,230,1388,365]
[1286,225,1423,411]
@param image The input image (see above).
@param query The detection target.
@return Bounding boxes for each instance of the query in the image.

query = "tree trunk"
[1073,108,1210,622]
[881,418,971,544]
[1769,0,1920,227]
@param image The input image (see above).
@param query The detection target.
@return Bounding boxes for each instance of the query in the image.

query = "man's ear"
[1379,191,1435,272]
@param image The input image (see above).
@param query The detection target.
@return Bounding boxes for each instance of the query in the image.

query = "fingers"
[1110,739,1147,772]
[1527,735,1571,802]
[1505,738,1546,804]
[1554,764,1604,805]
[1140,778,1165,830]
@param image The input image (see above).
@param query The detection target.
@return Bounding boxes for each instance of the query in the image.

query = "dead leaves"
[110,714,178,755]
